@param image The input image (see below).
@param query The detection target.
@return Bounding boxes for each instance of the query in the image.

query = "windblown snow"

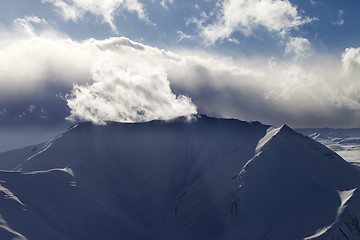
[0,115,359,240]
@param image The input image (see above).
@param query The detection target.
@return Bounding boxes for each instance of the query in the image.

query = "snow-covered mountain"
[296,128,360,170]
[0,115,359,240]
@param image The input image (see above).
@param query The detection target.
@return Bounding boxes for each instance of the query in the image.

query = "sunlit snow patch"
[255,125,282,153]
[305,188,357,239]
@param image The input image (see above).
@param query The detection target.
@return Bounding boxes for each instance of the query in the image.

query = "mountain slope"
[0,144,42,170]
[0,115,359,240]
[296,128,360,170]
[231,125,360,239]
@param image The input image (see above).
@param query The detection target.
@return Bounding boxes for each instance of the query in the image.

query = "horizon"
[2,113,360,153]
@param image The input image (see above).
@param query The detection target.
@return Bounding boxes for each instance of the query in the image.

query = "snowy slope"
[296,128,360,170]
[0,115,359,240]
[233,125,360,240]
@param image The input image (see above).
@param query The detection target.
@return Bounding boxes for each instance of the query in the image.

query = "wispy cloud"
[331,10,344,26]
[177,30,191,41]
[160,0,174,10]
[309,0,318,6]
[12,16,49,37]
[189,0,316,46]
[42,0,149,33]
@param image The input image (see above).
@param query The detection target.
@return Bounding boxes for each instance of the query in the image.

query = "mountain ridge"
[0,115,358,239]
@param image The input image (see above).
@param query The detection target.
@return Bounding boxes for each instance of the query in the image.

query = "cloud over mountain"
[1,17,360,127]
[66,59,197,124]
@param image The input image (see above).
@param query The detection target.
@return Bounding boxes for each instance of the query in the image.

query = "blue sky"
[1,0,360,150]
[2,0,359,56]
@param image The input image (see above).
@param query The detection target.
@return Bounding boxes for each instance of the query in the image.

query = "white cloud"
[0,38,92,95]
[191,0,315,46]
[42,0,148,33]
[0,17,92,95]
[285,37,312,60]
[342,47,360,73]
[66,59,197,124]
[0,19,197,124]
[1,18,360,127]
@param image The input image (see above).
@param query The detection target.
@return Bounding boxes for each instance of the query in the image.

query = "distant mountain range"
[0,115,359,240]
[296,128,360,170]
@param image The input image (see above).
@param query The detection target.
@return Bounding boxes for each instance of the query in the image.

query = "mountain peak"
[278,123,299,135]
[280,123,291,130]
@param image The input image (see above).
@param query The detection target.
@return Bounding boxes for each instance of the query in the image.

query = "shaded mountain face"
[0,115,359,240]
